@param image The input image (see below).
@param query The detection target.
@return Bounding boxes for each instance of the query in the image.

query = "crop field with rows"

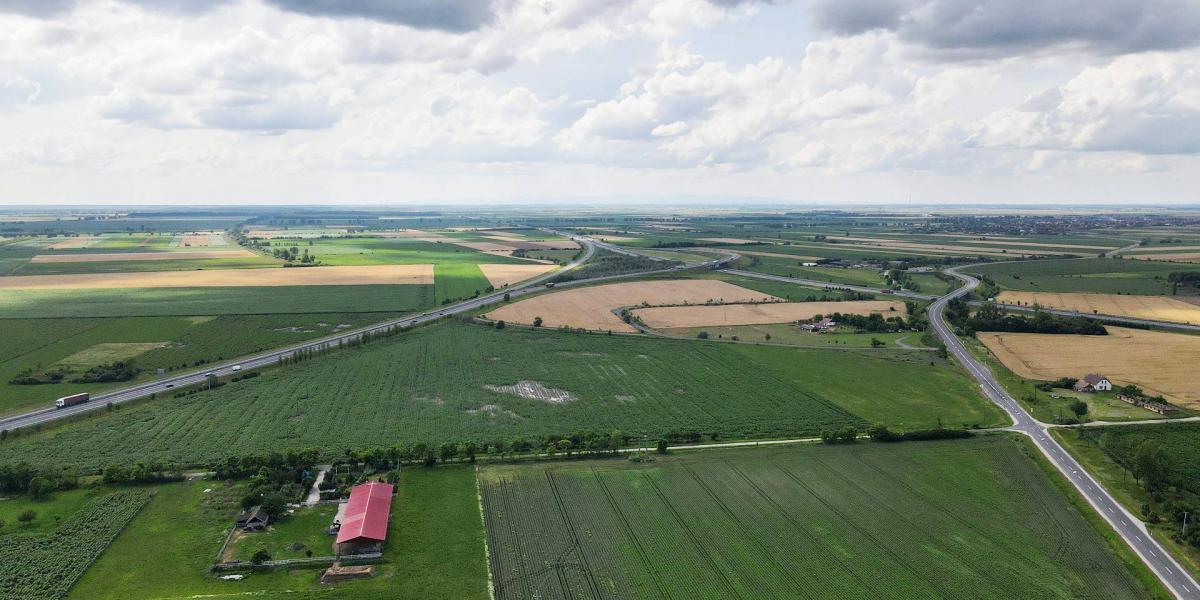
[0,490,152,600]
[479,437,1153,600]
[0,320,1000,470]
[966,258,1192,296]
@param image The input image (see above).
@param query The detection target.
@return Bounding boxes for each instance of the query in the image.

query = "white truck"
[55,392,90,408]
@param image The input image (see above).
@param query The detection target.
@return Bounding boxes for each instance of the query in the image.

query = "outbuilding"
[334,482,394,555]
[235,505,269,531]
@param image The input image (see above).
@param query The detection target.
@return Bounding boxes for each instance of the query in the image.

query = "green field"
[479,437,1156,599]
[14,255,281,275]
[966,258,1195,295]
[0,285,433,319]
[223,502,338,562]
[0,321,1002,470]
[0,313,406,414]
[69,467,488,599]
[662,325,924,349]
[735,255,887,287]
[0,490,152,600]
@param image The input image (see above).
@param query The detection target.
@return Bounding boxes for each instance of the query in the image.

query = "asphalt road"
[0,233,737,432]
[933,266,1200,600]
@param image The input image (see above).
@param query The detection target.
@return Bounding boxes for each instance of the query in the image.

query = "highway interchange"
[0,234,1196,596]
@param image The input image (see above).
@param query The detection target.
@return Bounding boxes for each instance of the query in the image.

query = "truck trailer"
[55,392,90,408]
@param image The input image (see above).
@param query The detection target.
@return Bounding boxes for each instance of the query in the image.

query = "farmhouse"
[235,506,269,531]
[1073,374,1112,393]
[334,481,394,555]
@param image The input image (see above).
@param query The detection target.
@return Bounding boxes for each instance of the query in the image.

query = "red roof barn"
[335,482,394,552]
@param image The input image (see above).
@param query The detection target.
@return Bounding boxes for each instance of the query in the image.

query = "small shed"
[236,506,269,531]
[334,482,394,555]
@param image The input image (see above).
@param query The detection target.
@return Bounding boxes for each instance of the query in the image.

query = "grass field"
[0,313,407,414]
[479,437,1156,599]
[0,321,1001,469]
[68,467,488,599]
[0,264,434,289]
[0,284,433,318]
[736,255,886,287]
[223,502,338,562]
[967,258,1194,296]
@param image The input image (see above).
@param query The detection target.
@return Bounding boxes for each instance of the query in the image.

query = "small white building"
[1073,374,1112,393]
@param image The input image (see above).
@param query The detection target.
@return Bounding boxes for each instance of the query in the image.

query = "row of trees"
[948,300,1107,336]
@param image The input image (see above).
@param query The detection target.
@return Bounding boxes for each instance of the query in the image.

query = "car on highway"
[231,365,242,372]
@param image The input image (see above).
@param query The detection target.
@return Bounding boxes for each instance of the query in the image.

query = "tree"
[697,331,709,339]
[1068,399,1089,417]
[533,317,543,327]
[27,476,50,500]
[1133,441,1172,494]
[251,549,271,564]
[870,337,885,348]
[260,493,287,518]
[495,320,506,329]
[656,439,669,454]
[17,510,36,525]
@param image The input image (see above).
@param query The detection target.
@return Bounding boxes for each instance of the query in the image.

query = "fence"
[212,552,382,571]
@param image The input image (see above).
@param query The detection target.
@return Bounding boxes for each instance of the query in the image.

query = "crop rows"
[478,437,1149,599]
[0,322,867,470]
[0,490,152,600]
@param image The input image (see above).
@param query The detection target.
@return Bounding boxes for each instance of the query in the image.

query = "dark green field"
[0,321,1001,470]
[480,437,1155,599]
[966,258,1194,295]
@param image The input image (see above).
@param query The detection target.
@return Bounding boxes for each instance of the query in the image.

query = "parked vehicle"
[231,365,242,372]
[55,392,89,408]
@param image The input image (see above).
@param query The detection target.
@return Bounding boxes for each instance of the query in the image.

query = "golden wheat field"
[484,279,779,332]
[633,300,907,328]
[995,291,1200,324]
[977,327,1200,408]
[477,264,558,288]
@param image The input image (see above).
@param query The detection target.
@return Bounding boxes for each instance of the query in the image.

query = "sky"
[1,0,1199,206]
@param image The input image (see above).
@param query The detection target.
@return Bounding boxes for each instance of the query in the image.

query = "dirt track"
[978,327,1200,408]
[0,264,434,289]
[634,300,907,328]
[484,279,778,332]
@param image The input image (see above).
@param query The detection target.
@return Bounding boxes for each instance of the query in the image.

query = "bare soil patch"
[484,380,576,404]
[454,241,518,252]
[996,291,1200,325]
[478,263,557,288]
[634,300,907,328]
[181,233,225,247]
[30,250,255,263]
[0,264,434,289]
[484,279,779,332]
[978,327,1200,408]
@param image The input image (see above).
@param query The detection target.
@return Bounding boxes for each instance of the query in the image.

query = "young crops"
[0,490,152,600]
[0,321,890,470]
[479,437,1152,600]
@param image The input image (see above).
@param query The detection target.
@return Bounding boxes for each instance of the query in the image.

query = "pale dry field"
[738,250,825,260]
[48,237,98,249]
[0,264,434,289]
[454,241,518,252]
[996,291,1200,324]
[180,233,225,247]
[30,250,256,263]
[484,279,778,332]
[594,235,639,242]
[960,240,1112,250]
[978,327,1200,408]
[478,263,557,288]
[1126,245,1200,253]
[634,300,907,328]
[1129,252,1200,263]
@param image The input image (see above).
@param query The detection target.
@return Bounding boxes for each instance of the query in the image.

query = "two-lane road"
[932,267,1200,599]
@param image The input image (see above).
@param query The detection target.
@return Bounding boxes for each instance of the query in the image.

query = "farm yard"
[632,299,906,328]
[0,320,1001,470]
[479,437,1154,599]
[484,279,779,332]
[977,326,1200,408]
[996,291,1200,324]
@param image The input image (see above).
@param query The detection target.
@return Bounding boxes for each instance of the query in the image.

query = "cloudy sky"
[1,0,1199,206]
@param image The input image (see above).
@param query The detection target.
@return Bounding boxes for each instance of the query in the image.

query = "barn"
[334,481,394,555]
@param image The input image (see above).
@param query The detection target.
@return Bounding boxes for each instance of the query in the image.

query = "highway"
[931,266,1200,600]
[0,233,736,432]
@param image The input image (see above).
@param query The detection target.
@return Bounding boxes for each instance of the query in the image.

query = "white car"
[231,365,242,372]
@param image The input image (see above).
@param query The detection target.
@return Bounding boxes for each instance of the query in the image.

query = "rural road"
[932,266,1200,600]
[0,232,737,432]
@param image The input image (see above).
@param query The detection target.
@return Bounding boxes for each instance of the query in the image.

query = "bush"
[1069,399,1089,417]
[251,549,271,564]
